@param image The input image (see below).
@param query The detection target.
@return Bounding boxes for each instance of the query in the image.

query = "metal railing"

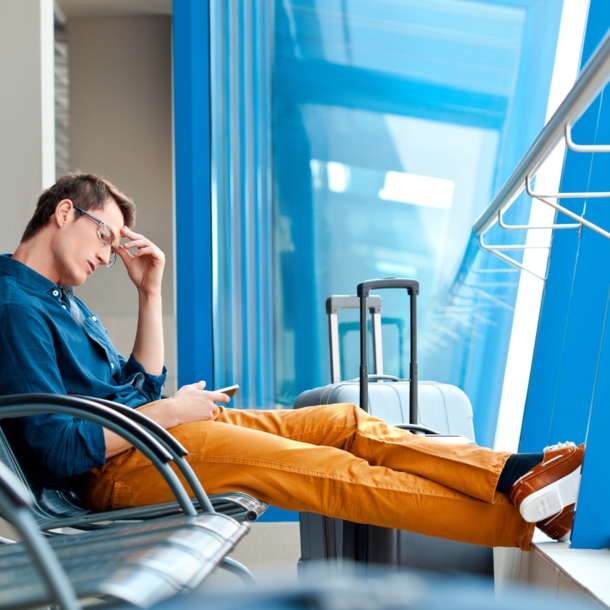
[473,29,610,280]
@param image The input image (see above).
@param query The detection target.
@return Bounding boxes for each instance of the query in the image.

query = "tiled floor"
[200,521,302,589]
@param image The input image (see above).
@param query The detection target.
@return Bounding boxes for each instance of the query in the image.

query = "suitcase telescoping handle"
[357,278,419,423]
[326,295,383,384]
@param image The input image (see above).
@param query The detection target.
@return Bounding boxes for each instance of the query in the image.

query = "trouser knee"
[328,402,362,428]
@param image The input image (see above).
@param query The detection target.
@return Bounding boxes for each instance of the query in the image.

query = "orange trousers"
[86,403,535,550]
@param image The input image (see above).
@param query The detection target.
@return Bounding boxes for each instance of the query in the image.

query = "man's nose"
[96,248,110,266]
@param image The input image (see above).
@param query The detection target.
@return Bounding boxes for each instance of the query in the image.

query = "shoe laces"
[543,440,575,453]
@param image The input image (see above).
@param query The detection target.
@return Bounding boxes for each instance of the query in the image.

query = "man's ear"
[54,199,74,228]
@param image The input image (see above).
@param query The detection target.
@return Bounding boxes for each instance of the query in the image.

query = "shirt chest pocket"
[82,316,121,374]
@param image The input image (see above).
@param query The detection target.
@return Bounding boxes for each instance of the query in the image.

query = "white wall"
[0,0,55,252]
[67,16,176,392]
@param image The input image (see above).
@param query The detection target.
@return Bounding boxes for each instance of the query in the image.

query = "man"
[0,172,582,549]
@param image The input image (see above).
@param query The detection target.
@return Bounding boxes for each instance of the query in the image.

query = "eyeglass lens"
[97,226,117,267]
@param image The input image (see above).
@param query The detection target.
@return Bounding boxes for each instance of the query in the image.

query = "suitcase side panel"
[295,382,475,440]
[296,282,483,575]
[294,383,361,410]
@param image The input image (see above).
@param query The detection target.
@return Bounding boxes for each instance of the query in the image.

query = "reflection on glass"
[378,171,454,210]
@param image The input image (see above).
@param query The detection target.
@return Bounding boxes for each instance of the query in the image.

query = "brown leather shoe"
[537,504,574,542]
[509,442,584,523]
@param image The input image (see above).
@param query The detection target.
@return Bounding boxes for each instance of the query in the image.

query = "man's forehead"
[94,199,124,233]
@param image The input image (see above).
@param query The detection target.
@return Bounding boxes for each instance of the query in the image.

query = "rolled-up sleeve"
[118,354,167,402]
[0,303,106,477]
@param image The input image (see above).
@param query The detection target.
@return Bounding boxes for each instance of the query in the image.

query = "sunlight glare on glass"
[327,161,351,193]
[310,159,323,189]
[378,171,454,209]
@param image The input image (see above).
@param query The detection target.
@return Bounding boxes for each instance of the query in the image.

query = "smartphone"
[214,384,240,397]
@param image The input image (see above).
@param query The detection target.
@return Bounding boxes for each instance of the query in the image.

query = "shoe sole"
[519,467,581,523]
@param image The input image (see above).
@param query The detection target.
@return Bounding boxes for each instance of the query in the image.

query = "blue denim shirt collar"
[0,253,60,295]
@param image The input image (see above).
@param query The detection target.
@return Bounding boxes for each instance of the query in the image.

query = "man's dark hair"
[21,171,136,242]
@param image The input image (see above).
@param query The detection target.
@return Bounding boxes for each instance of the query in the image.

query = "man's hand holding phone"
[167,381,237,425]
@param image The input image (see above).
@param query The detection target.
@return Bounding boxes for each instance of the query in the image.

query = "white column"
[0,0,55,252]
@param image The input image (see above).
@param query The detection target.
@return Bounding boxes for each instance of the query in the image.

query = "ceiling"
[55,0,172,18]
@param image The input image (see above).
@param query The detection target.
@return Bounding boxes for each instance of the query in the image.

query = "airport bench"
[0,394,267,532]
[0,458,250,608]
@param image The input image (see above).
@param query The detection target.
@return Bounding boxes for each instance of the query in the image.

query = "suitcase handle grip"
[326,295,382,314]
[357,278,419,298]
[357,277,418,423]
[351,374,402,382]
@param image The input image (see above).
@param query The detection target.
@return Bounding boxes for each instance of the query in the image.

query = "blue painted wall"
[173,0,215,388]
[520,1,610,549]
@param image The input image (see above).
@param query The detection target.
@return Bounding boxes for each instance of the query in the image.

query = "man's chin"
[57,274,86,287]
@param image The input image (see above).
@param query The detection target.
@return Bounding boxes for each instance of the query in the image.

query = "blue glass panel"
[209,0,275,409]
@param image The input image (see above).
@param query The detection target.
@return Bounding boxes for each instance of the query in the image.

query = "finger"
[121,227,144,240]
[122,239,150,250]
[121,227,163,256]
[207,391,231,403]
[121,241,147,250]
[198,380,206,389]
[116,245,134,264]
[134,247,158,258]
[122,240,163,260]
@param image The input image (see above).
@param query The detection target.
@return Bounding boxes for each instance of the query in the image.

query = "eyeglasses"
[73,205,117,268]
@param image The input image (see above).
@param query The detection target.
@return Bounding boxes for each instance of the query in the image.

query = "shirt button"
[110,363,115,369]
[62,305,66,310]
[52,290,59,297]
[92,316,97,322]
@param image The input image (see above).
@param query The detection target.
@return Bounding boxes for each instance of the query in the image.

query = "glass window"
[271,0,563,445]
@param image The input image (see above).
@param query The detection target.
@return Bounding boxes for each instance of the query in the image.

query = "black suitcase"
[294,278,493,576]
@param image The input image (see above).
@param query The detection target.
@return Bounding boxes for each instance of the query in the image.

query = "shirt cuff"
[125,354,167,401]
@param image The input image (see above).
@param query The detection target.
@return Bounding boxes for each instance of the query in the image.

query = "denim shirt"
[0,255,167,489]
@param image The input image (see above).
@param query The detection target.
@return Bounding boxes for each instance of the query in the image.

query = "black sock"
[496,453,544,494]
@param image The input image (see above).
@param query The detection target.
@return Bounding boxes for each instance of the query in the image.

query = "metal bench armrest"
[0,394,196,516]
[74,395,215,513]
[0,461,78,609]
[70,395,187,455]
